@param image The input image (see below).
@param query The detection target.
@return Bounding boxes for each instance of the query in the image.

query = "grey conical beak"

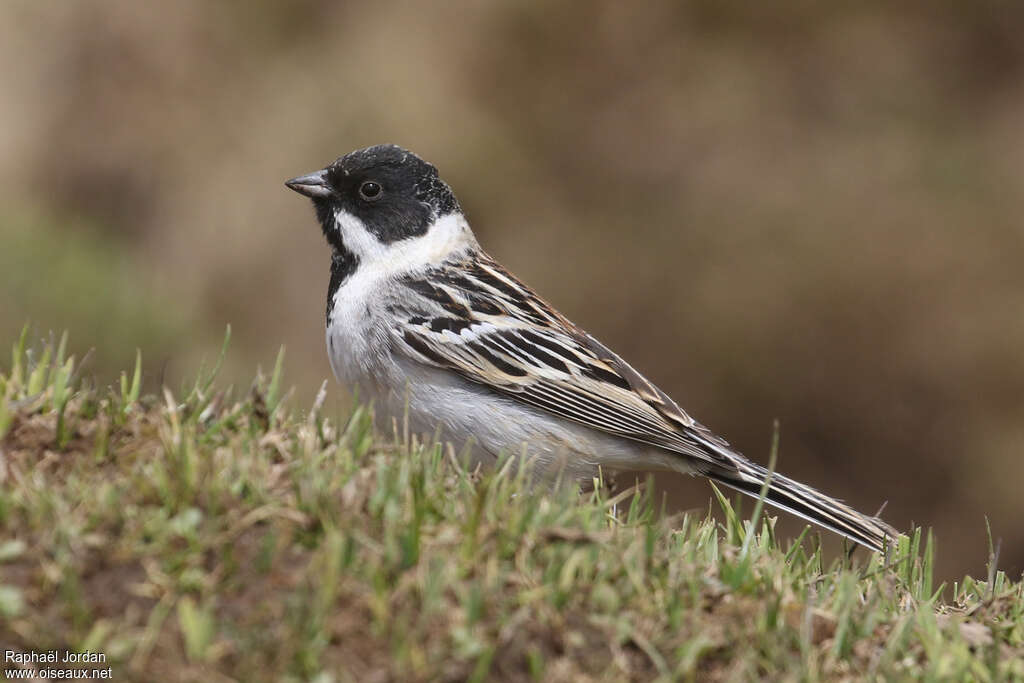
[285,170,331,198]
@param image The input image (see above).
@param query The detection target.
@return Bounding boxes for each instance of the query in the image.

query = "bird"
[285,144,899,552]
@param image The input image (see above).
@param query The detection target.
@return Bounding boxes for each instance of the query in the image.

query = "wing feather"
[387,251,899,552]
[391,253,738,470]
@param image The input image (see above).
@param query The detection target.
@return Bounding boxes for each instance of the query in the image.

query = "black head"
[285,144,460,251]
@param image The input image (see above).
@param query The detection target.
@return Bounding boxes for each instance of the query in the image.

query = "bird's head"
[286,144,463,260]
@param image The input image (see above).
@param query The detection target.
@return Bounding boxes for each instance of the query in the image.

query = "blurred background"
[2,1,1022,582]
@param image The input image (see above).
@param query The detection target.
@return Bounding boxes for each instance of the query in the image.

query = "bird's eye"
[359,181,383,201]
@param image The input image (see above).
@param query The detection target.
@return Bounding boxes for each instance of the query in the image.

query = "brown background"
[2,1,1022,582]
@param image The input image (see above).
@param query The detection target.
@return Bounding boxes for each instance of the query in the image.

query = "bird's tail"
[704,459,899,553]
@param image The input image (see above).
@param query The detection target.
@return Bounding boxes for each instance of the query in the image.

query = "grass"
[0,331,1021,682]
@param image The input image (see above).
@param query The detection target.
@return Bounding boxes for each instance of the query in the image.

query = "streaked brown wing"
[392,253,739,469]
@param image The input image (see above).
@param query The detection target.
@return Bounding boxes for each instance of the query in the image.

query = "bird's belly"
[371,359,686,481]
[325,321,687,481]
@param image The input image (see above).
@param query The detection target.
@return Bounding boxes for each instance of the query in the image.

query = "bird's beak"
[285,170,331,198]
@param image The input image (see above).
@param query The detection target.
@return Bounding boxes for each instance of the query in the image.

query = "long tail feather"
[705,459,898,553]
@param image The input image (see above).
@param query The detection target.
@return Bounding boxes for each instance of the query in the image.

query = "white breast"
[325,211,477,393]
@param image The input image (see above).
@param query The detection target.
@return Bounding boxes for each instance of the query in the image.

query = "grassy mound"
[1,331,1021,681]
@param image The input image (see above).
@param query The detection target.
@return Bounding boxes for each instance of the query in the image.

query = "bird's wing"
[388,252,739,470]
[388,251,900,552]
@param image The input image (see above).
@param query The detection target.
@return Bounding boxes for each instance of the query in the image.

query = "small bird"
[286,144,898,552]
